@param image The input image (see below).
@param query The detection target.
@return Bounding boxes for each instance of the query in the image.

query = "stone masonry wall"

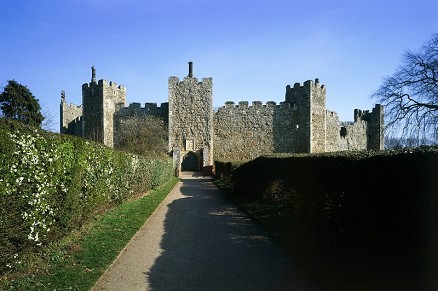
[60,66,384,164]
[309,79,327,153]
[326,109,370,152]
[115,102,169,122]
[285,82,312,153]
[213,101,298,161]
[82,80,126,147]
[60,99,82,134]
[168,76,214,166]
[82,81,103,142]
[325,110,342,152]
[102,80,126,147]
[367,104,384,150]
[340,120,368,150]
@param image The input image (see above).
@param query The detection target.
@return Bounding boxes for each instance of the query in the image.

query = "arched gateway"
[181,152,200,172]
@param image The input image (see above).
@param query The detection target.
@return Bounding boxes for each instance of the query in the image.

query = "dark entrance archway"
[181,152,200,172]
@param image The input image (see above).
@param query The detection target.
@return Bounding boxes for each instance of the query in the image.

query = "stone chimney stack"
[91,66,96,83]
[188,62,193,78]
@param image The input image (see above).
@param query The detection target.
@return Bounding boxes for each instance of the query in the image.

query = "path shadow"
[180,171,210,178]
[145,177,304,290]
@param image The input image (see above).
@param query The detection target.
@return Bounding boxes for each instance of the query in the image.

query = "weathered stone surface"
[213,101,298,161]
[168,75,214,170]
[60,93,82,136]
[60,64,384,166]
[81,78,126,147]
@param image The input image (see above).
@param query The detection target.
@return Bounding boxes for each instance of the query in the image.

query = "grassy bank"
[1,177,179,290]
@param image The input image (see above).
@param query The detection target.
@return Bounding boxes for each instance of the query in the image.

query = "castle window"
[185,139,194,151]
[340,126,347,138]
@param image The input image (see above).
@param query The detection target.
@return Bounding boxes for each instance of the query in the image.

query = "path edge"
[90,179,181,291]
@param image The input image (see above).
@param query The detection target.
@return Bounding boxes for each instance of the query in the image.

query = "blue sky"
[1,0,437,131]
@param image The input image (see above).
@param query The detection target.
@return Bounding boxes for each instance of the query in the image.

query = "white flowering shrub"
[6,130,58,244]
[0,119,173,274]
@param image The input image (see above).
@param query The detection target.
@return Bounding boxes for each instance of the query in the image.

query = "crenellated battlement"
[123,102,168,111]
[354,104,383,123]
[61,63,384,163]
[115,102,169,121]
[285,78,326,106]
[218,100,295,111]
[82,79,126,93]
[286,77,325,95]
[62,102,83,111]
[326,109,339,119]
[169,76,213,87]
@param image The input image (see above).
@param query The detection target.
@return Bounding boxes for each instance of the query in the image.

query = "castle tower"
[82,66,126,147]
[365,104,384,150]
[285,79,327,153]
[60,90,82,136]
[168,62,214,172]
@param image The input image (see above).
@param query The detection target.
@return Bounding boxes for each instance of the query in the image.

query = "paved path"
[93,172,301,291]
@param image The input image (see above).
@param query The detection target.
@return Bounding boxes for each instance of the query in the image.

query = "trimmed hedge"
[0,119,173,275]
[213,160,247,182]
[216,148,438,283]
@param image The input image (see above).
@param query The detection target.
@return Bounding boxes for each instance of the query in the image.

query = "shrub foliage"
[0,80,44,127]
[216,148,437,262]
[0,119,173,275]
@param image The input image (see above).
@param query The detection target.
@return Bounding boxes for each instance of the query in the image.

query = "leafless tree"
[372,34,438,144]
[41,106,57,132]
[114,115,168,156]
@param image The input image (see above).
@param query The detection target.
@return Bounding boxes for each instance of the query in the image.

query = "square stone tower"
[168,62,214,172]
[285,79,327,153]
[82,66,126,147]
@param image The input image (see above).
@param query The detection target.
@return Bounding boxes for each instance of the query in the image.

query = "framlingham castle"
[61,63,384,172]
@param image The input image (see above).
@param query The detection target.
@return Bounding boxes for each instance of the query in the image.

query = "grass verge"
[1,177,179,291]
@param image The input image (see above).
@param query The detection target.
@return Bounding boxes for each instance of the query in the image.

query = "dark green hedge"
[213,160,247,182]
[0,119,173,274]
[217,148,437,278]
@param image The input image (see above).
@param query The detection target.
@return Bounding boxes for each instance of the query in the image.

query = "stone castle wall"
[61,64,384,170]
[60,96,82,135]
[115,102,169,121]
[325,104,384,152]
[213,101,298,161]
[168,76,214,167]
[365,104,384,150]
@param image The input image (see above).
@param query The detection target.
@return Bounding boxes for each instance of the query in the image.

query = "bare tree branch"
[372,34,438,144]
